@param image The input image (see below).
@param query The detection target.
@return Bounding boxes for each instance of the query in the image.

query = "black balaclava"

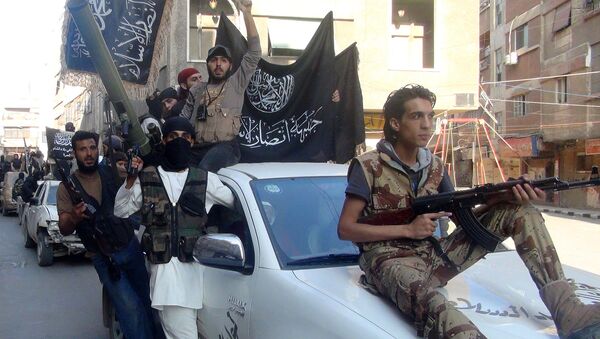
[161,117,195,172]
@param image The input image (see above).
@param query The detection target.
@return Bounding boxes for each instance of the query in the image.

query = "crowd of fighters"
[54,0,599,338]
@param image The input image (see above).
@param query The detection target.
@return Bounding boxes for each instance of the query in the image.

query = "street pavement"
[0,208,598,338]
[0,213,106,339]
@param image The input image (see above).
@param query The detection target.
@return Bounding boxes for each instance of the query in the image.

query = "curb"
[536,206,600,220]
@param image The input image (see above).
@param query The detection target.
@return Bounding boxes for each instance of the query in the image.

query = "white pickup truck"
[104,162,600,339]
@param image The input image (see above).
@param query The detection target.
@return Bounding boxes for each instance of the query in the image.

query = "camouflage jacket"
[355,149,445,252]
[139,166,208,264]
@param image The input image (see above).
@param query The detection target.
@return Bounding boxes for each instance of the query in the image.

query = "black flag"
[64,0,168,85]
[334,43,365,163]
[216,12,364,162]
[46,127,75,160]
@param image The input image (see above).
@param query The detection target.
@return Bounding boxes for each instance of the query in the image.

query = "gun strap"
[455,208,502,252]
[426,236,461,271]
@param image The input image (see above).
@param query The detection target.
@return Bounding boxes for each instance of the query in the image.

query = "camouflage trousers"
[359,203,565,339]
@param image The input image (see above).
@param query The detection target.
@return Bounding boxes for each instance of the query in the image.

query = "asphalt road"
[0,212,106,339]
[0,209,598,339]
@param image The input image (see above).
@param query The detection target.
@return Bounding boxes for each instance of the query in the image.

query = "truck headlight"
[47,220,60,232]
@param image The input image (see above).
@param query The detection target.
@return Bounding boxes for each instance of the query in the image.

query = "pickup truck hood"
[293,251,600,338]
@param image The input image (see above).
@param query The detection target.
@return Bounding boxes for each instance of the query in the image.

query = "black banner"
[334,43,365,163]
[65,0,166,85]
[216,12,364,163]
[46,128,75,160]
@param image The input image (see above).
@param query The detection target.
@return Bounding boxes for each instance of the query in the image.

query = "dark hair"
[383,84,436,141]
[71,130,99,150]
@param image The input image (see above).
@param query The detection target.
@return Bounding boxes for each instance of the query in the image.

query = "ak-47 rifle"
[55,160,96,217]
[358,176,600,251]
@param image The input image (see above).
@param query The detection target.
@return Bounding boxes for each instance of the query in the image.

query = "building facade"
[0,105,42,159]
[476,0,600,208]
[160,0,480,145]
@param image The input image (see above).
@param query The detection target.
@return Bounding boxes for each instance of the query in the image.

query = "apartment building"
[477,0,600,208]
[0,105,42,157]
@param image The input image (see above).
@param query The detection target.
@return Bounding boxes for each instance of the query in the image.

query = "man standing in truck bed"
[180,0,260,173]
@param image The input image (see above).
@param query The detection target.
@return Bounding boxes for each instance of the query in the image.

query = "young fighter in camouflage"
[338,84,600,338]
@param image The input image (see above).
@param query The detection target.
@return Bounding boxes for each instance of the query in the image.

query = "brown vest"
[356,149,445,251]
[195,81,242,143]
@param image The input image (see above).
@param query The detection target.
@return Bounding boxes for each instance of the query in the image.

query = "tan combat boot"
[539,280,600,338]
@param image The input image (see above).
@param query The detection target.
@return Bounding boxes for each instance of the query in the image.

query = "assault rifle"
[55,160,96,217]
[359,176,600,251]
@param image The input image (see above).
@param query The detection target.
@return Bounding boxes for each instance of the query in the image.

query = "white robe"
[114,166,234,310]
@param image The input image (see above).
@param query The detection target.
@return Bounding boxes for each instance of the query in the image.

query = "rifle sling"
[425,236,461,271]
[454,208,501,252]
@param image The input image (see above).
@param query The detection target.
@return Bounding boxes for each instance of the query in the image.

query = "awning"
[498,135,545,158]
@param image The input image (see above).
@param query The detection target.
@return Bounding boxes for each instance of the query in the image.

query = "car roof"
[220,162,349,180]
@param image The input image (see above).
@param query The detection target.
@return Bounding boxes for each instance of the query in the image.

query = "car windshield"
[251,176,359,269]
[46,184,58,205]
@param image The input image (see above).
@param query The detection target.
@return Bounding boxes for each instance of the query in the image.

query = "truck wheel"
[23,220,35,248]
[36,230,54,266]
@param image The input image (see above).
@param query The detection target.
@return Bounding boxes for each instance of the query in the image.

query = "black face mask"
[77,158,99,174]
[162,137,191,171]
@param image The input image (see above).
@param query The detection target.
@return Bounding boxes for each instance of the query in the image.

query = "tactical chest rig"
[139,166,208,264]
[357,151,444,252]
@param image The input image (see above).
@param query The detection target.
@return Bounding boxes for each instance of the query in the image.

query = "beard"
[207,67,231,84]
[76,157,99,174]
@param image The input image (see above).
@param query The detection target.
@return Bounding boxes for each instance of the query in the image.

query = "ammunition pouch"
[177,235,199,262]
[142,232,171,264]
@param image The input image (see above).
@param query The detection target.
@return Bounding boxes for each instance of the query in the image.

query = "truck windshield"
[46,184,58,205]
[251,176,359,269]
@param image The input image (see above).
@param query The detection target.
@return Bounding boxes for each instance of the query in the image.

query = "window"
[556,77,567,103]
[4,128,23,139]
[268,19,320,57]
[592,43,600,94]
[513,95,526,117]
[455,93,475,106]
[495,0,504,26]
[495,48,503,81]
[513,23,528,50]
[553,2,571,33]
[586,0,600,12]
[390,0,435,69]
[187,0,234,61]
[252,176,358,267]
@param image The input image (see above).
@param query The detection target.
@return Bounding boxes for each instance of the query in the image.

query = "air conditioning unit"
[505,51,518,65]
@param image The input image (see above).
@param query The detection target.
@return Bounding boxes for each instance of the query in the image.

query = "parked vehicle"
[22,180,85,266]
[104,163,600,338]
[1,171,22,216]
